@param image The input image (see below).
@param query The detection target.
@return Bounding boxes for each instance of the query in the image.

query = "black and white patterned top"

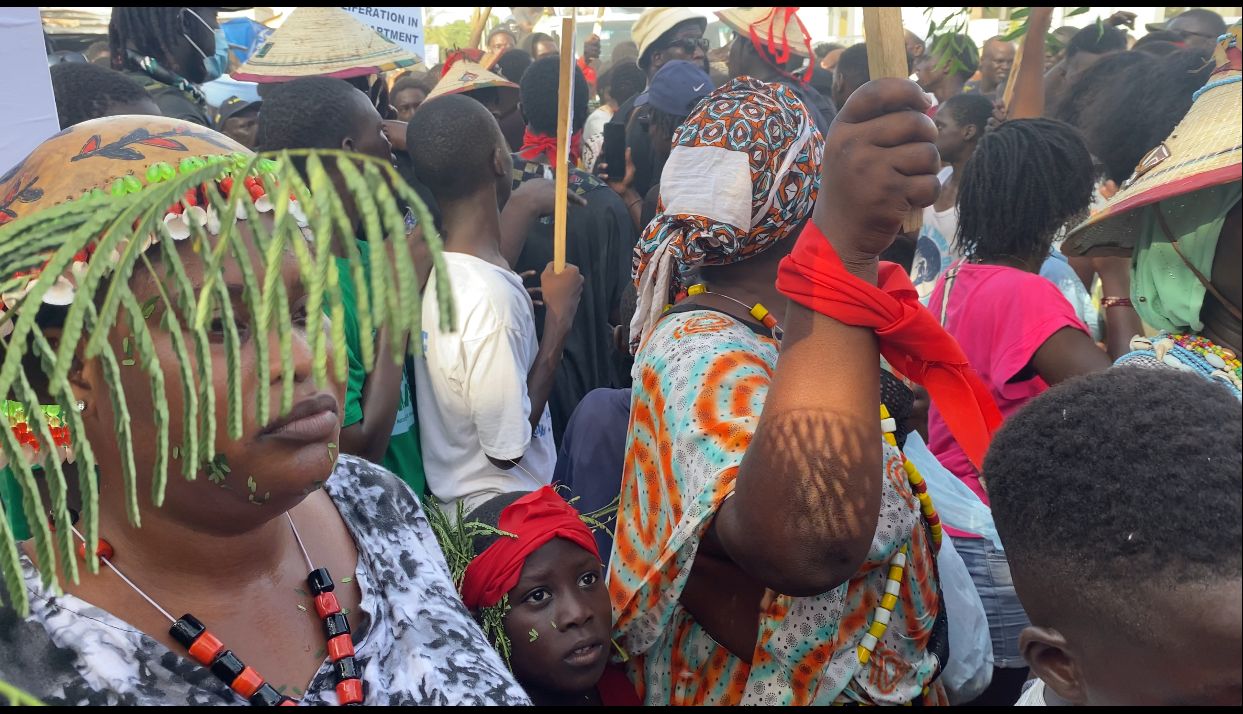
[0,455,530,706]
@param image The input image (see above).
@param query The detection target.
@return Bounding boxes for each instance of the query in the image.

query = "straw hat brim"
[232,6,420,83]
[426,64,519,111]
[1063,70,1241,256]
[715,8,812,59]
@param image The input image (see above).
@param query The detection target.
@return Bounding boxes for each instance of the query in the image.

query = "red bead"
[243,176,258,189]
[77,538,113,563]
[278,697,298,706]
[220,177,234,196]
[230,666,264,698]
[247,185,265,201]
[188,631,225,666]
[326,633,354,661]
[314,592,341,619]
[336,678,363,705]
[167,203,185,215]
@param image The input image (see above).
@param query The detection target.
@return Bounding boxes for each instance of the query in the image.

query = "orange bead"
[314,592,341,619]
[326,633,354,662]
[336,678,364,705]
[188,631,225,666]
[230,666,264,699]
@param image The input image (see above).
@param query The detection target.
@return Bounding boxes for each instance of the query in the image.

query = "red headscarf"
[460,487,600,610]
[517,128,583,170]
[776,222,1003,470]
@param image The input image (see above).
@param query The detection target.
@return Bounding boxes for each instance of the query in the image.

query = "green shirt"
[335,243,427,498]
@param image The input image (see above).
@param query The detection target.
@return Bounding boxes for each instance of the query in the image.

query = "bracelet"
[1101,297,1133,309]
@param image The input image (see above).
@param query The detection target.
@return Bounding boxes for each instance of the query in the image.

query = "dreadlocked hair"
[955,118,1094,264]
[108,6,184,71]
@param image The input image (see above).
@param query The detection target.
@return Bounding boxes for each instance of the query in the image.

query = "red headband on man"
[777,222,1003,470]
[460,486,600,611]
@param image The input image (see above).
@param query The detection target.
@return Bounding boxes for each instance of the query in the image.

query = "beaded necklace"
[685,284,783,340]
[66,513,362,706]
[1125,333,1242,398]
[857,406,943,666]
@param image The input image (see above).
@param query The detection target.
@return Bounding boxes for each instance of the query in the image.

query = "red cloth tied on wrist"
[776,221,1003,470]
[460,486,599,610]
[518,128,582,170]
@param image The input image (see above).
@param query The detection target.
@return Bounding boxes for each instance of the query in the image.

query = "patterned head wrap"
[630,77,824,350]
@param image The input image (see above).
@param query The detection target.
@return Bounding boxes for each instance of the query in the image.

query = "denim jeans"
[951,536,1031,668]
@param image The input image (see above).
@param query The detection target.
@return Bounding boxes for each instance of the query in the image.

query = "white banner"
[0,7,59,175]
[341,7,425,63]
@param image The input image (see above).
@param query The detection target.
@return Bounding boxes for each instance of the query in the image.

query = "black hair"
[1067,23,1127,58]
[928,32,979,80]
[813,42,844,59]
[391,73,427,98]
[956,118,1093,263]
[985,368,1241,634]
[108,7,191,72]
[256,77,374,176]
[522,32,556,56]
[648,108,685,178]
[1132,39,1183,57]
[939,93,994,134]
[466,491,530,555]
[519,56,590,135]
[407,93,504,203]
[494,48,533,84]
[836,43,870,88]
[1133,29,1184,52]
[609,60,646,107]
[488,27,518,46]
[1053,49,1212,183]
[49,62,154,129]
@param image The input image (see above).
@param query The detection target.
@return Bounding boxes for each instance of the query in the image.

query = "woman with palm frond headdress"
[0,115,527,705]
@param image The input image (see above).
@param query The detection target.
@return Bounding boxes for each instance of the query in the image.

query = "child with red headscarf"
[428,487,639,706]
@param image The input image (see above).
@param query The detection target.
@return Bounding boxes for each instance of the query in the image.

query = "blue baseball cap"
[635,60,712,116]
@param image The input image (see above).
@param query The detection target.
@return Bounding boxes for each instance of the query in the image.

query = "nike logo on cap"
[693,83,706,91]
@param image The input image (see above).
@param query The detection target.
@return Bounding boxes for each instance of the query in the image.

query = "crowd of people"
[1,5,1239,707]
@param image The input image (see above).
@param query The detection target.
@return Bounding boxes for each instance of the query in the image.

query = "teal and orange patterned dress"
[608,310,944,705]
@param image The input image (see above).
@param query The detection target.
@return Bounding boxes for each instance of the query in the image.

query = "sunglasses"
[664,37,710,54]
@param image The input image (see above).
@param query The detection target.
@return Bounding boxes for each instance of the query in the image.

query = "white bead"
[880,417,897,433]
[1205,352,1228,370]
[874,607,892,625]
[884,579,902,596]
[1162,354,1193,371]
[892,551,907,568]
[859,633,878,650]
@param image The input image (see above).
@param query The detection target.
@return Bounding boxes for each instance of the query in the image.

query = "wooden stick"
[862,7,923,233]
[1000,34,1024,110]
[553,16,575,274]
[469,7,494,50]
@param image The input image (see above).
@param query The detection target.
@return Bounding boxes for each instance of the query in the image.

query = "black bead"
[333,656,359,681]
[323,612,350,639]
[307,567,335,595]
[209,649,246,684]
[249,683,284,706]
[169,614,206,649]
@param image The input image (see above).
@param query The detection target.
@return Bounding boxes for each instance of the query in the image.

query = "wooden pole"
[553,16,575,274]
[1001,33,1024,111]
[862,7,922,233]
[469,7,494,49]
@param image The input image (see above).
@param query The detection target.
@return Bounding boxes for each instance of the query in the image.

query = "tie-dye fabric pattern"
[608,310,944,705]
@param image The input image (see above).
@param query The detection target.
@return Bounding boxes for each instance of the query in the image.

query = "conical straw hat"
[425,61,519,111]
[1064,25,1242,256]
[233,6,420,83]
[716,7,813,59]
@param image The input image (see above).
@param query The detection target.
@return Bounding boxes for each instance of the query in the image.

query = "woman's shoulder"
[642,308,776,361]
[324,455,430,543]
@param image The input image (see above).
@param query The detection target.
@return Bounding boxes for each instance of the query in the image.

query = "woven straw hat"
[632,8,708,61]
[425,62,519,114]
[716,7,813,59]
[1063,25,1242,256]
[232,6,419,83]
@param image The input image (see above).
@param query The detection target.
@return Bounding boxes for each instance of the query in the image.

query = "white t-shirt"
[912,167,960,303]
[416,252,556,514]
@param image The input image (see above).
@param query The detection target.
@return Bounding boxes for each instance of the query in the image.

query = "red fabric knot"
[775,221,1003,471]
[517,128,583,171]
[460,486,599,611]
[748,8,816,84]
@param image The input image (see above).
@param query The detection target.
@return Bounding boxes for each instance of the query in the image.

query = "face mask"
[182,9,229,81]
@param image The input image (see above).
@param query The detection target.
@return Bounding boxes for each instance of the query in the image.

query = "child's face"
[1025,579,1242,705]
[78,224,346,532]
[502,537,612,698]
